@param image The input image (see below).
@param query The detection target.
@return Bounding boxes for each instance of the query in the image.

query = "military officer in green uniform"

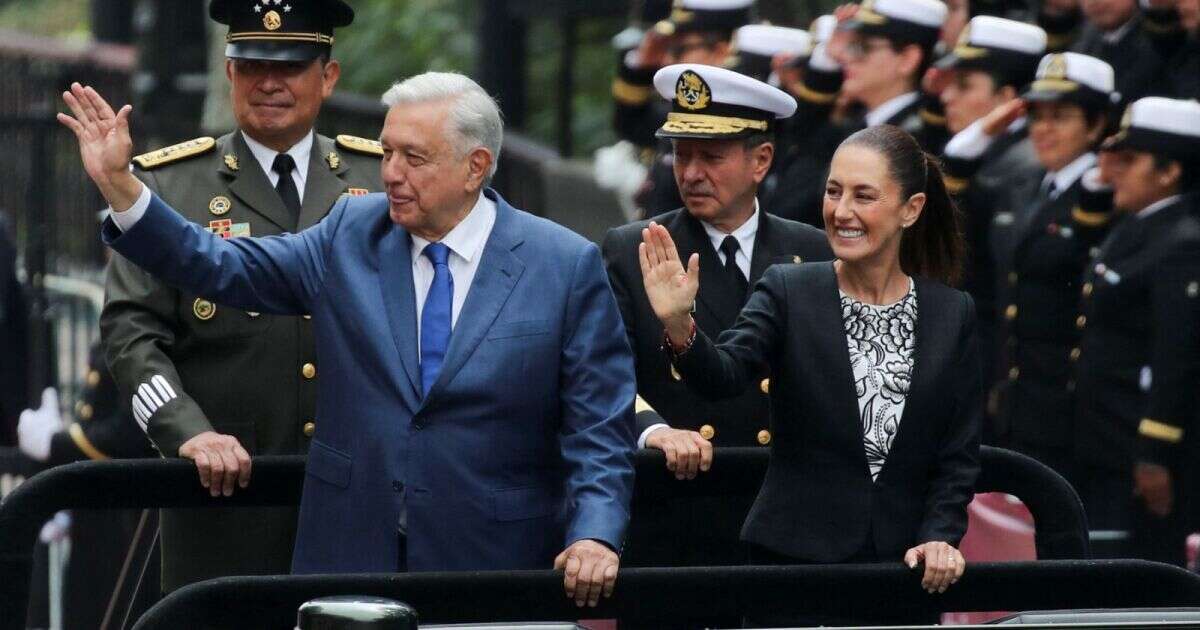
[100,0,381,593]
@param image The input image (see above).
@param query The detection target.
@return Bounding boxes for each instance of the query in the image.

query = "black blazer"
[674,262,983,561]
[602,208,833,446]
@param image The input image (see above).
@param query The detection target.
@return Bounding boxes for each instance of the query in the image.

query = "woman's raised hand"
[639,222,699,341]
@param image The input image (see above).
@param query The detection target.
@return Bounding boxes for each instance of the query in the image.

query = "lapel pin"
[326,152,340,170]
[224,155,239,171]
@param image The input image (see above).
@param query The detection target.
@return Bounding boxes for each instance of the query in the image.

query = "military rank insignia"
[326,152,341,169]
[224,155,240,171]
[675,70,712,111]
[208,219,252,239]
[209,196,232,216]
[347,188,369,196]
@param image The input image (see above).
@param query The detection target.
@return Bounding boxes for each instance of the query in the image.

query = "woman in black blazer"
[640,125,982,600]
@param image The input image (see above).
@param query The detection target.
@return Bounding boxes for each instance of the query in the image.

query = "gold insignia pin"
[209,196,232,216]
[224,154,239,171]
[675,70,712,111]
[193,298,216,321]
[1045,54,1068,80]
[263,10,282,30]
[347,187,369,196]
[326,152,340,169]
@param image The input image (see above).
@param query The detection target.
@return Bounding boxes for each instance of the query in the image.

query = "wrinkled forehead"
[381,103,452,148]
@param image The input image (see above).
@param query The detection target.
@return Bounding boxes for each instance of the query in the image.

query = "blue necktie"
[420,242,454,396]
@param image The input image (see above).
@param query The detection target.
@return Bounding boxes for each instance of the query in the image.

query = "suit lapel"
[672,210,744,327]
[224,133,295,232]
[298,135,351,230]
[748,210,778,284]
[810,263,869,469]
[423,191,526,403]
[379,225,423,404]
[885,277,936,471]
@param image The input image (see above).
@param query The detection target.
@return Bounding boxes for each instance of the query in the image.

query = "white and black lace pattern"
[840,280,917,481]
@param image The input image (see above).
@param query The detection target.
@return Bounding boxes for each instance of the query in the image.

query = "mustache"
[681,186,715,197]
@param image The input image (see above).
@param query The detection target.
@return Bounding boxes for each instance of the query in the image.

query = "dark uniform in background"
[983,53,1117,478]
[0,215,27,445]
[1074,98,1200,564]
[1071,11,1168,104]
[603,65,833,581]
[101,0,382,593]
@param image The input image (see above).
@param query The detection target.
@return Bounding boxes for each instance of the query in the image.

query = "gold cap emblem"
[209,196,232,216]
[1044,54,1068,80]
[675,70,712,112]
[263,10,282,31]
[193,298,216,321]
[224,154,239,171]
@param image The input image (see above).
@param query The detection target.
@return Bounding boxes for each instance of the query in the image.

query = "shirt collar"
[241,130,315,187]
[865,92,920,128]
[701,199,760,254]
[410,192,498,264]
[1102,17,1137,44]
[1044,152,1096,197]
[1137,194,1183,220]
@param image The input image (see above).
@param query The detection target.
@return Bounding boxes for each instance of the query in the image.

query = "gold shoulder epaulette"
[336,134,383,157]
[132,137,216,170]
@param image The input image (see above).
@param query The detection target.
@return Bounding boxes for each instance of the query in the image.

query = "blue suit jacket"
[103,188,636,573]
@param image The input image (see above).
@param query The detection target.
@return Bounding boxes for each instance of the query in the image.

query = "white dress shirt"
[1042,152,1096,200]
[1137,194,1183,220]
[409,193,498,344]
[865,92,920,128]
[637,201,760,448]
[242,130,314,203]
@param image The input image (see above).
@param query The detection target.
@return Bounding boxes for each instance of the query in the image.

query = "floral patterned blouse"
[840,279,917,481]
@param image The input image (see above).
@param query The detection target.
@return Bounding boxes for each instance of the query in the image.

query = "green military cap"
[209,0,354,61]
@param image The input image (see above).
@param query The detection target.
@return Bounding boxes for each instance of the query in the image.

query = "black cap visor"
[1101,126,1200,162]
[225,41,328,61]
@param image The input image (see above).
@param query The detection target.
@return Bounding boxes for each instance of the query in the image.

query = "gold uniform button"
[699,424,716,440]
[193,298,216,321]
[1005,304,1018,321]
[1082,282,1094,298]
[86,370,101,388]
[1070,347,1081,362]
[302,363,316,379]
[760,378,770,394]
[670,365,682,382]
[75,400,93,421]
[757,429,772,445]
[1008,272,1019,286]
[1008,366,1020,381]
[247,311,260,318]
[303,422,316,437]
[1076,315,1087,329]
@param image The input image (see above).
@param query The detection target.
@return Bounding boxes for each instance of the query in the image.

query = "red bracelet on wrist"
[662,319,697,357]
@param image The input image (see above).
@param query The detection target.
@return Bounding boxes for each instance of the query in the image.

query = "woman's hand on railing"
[905,540,966,594]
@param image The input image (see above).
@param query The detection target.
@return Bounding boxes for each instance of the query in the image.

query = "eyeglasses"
[842,40,896,61]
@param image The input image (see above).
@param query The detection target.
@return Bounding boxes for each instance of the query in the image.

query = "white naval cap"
[733,24,814,57]
[1102,97,1200,161]
[654,63,797,139]
[1025,52,1117,109]
[935,16,1046,85]
[844,0,948,47]
[810,15,839,43]
[656,0,756,36]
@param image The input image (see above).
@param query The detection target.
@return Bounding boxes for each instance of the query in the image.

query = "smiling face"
[379,99,492,240]
[837,35,922,108]
[1028,101,1103,172]
[672,137,773,231]
[1102,149,1182,212]
[226,57,339,151]
[823,144,924,267]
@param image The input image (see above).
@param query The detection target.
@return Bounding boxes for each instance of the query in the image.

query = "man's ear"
[465,147,494,190]
[898,44,924,79]
[225,58,235,83]
[321,59,341,98]
[752,142,775,184]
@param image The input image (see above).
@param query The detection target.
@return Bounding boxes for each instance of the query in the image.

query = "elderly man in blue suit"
[58,72,636,607]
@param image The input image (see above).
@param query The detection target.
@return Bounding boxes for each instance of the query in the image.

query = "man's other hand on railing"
[178,431,252,497]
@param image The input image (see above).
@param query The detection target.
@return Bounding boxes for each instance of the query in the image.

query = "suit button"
[86,370,101,388]
[760,378,770,394]
[302,363,316,379]
[1076,315,1087,329]
[392,480,404,493]
[1008,272,1018,287]
[757,430,772,445]
[247,311,260,318]
[303,314,313,320]
[1082,282,1093,298]
[699,424,715,440]
[670,365,682,382]
[1008,367,1020,381]
[76,402,93,421]
[1005,304,1018,321]
[303,422,316,437]
[1070,347,1081,362]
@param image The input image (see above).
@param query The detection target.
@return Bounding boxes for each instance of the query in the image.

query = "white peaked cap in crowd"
[677,0,754,8]
[1102,97,1200,160]
[959,15,1046,54]
[855,0,948,29]
[733,24,813,57]
[1026,52,1117,107]
[654,63,797,139]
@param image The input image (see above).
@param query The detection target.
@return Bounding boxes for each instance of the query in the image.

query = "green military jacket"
[100,130,382,591]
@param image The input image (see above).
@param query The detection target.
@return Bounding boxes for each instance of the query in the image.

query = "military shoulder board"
[131,137,216,170]
[336,134,384,157]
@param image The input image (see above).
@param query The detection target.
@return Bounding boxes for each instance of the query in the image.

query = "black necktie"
[272,153,302,222]
[719,235,748,297]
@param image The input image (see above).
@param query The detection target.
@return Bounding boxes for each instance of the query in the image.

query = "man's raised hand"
[57,82,142,211]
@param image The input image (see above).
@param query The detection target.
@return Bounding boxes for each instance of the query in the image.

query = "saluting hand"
[639,222,699,346]
[57,82,142,211]
[981,98,1027,137]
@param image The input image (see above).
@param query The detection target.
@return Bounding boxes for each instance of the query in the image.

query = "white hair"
[381,72,504,182]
